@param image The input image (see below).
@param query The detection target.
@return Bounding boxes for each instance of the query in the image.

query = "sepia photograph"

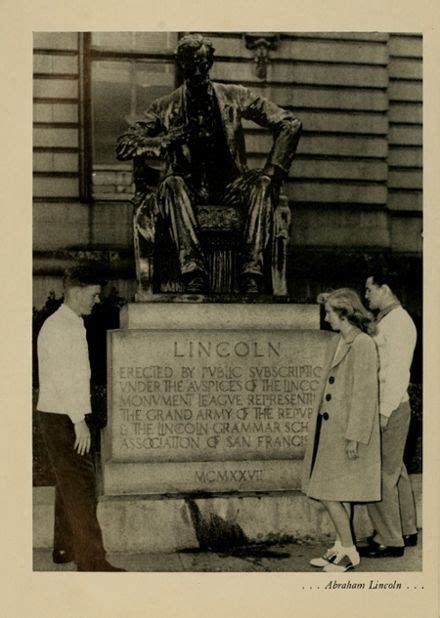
[31,30,423,576]
[3,0,440,614]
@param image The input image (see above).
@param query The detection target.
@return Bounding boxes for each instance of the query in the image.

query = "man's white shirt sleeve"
[37,305,91,424]
[375,307,417,418]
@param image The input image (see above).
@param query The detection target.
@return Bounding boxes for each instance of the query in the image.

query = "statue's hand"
[116,139,138,160]
[263,164,284,205]
[116,120,164,160]
[116,137,162,161]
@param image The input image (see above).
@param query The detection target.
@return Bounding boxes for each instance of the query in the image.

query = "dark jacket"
[116,82,301,178]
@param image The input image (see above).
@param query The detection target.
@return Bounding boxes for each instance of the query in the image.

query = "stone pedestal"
[98,301,347,550]
[102,303,330,496]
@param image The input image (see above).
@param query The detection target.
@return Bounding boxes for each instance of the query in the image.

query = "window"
[87,32,179,201]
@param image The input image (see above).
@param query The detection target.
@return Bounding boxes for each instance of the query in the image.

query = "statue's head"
[176,33,215,88]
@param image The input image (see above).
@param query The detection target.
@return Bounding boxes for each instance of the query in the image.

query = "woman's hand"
[345,439,359,460]
[380,414,389,431]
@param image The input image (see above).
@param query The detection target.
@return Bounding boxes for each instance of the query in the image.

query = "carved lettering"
[113,333,325,470]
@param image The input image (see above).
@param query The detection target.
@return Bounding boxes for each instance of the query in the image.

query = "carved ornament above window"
[243,32,280,81]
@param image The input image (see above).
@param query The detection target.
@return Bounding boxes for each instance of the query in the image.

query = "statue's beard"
[186,75,211,92]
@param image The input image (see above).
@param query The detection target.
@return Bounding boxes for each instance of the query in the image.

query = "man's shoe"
[403,533,418,547]
[77,559,126,572]
[366,532,417,548]
[52,548,74,564]
[359,543,404,558]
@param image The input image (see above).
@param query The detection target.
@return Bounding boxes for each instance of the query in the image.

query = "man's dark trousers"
[37,411,106,569]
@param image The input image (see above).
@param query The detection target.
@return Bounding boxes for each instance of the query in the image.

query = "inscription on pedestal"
[107,330,330,470]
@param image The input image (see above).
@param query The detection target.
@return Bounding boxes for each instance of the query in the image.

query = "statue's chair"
[131,157,291,299]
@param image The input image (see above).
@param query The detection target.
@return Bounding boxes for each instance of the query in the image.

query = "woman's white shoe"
[309,547,338,568]
[322,548,360,572]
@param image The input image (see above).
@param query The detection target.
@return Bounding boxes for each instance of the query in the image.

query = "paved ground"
[33,535,422,572]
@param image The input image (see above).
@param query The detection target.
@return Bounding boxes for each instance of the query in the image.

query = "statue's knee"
[254,174,272,191]
[161,174,186,194]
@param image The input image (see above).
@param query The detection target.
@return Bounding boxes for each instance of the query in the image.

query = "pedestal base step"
[32,477,422,554]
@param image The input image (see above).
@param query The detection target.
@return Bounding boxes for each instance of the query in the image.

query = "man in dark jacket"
[116,33,302,293]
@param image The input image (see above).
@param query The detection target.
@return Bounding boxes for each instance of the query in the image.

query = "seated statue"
[116,33,302,295]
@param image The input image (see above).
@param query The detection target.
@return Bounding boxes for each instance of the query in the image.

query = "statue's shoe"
[185,275,207,294]
[242,275,261,294]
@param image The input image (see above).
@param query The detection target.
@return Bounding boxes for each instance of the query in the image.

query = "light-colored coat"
[302,329,381,502]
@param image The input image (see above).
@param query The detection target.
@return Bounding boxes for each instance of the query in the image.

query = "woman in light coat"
[302,288,380,572]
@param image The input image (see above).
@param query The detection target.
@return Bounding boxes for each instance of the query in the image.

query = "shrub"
[406,383,422,474]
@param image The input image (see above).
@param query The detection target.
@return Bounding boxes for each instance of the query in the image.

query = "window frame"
[79,31,181,203]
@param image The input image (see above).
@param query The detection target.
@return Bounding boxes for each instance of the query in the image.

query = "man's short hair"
[176,33,215,65]
[63,261,107,289]
[367,259,401,297]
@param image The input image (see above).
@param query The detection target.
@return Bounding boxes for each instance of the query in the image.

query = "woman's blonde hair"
[317,288,376,335]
